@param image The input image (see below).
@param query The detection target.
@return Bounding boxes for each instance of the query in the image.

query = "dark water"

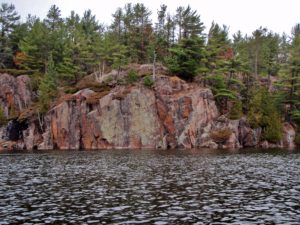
[0,149,300,225]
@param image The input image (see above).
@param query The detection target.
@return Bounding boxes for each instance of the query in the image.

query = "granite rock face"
[0,73,297,150]
[0,73,34,149]
[154,76,218,149]
[0,74,32,117]
[44,76,219,149]
[198,116,297,149]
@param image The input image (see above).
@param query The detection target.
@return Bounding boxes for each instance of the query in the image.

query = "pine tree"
[278,24,300,123]
[112,44,128,76]
[175,6,204,41]
[44,5,62,31]
[19,19,49,71]
[38,54,58,112]
[247,88,282,142]
[154,5,169,61]
[206,22,231,75]
[111,7,123,41]
[132,3,152,63]
[167,36,205,81]
[0,3,20,68]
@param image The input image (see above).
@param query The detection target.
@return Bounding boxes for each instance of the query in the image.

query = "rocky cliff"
[0,71,297,150]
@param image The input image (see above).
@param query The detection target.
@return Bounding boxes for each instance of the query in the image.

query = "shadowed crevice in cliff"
[4,119,28,141]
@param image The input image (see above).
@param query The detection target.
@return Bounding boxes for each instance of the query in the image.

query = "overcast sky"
[5,0,300,36]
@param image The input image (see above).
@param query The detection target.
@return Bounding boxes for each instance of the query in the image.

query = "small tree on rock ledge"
[166,36,205,81]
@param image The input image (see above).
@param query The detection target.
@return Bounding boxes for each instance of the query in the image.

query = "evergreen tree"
[132,3,152,63]
[112,44,128,76]
[38,54,58,112]
[156,4,167,36]
[247,88,282,142]
[264,32,280,78]
[175,6,204,40]
[0,3,20,68]
[111,7,123,41]
[167,36,205,81]
[154,5,169,61]
[19,19,49,71]
[206,22,231,75]
[44,5,62,31]
[249,27,268,77]
[56,11,81,82]
[278,24,300,123]
[165,14,175,46]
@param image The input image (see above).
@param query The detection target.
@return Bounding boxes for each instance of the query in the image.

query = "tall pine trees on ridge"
[0,3,20,68]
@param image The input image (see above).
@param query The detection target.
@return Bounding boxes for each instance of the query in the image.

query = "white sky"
[4,0,300,37]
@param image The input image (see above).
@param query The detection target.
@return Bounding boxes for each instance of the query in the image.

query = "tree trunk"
[153,51,156,81]
[102,60,105,76]
[179,24,182,41]
[141,19,145,63]
[290,72,295,100]
[267,72,271,90]
[37,111,44,133]
[118,65,120,77]
[255,49,258,78]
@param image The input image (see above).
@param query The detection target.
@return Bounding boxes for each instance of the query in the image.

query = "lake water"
[0,149,300,224]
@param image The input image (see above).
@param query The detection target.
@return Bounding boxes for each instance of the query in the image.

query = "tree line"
[0,3,300,143]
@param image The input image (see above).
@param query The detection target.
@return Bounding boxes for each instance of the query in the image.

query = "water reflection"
[0,149,300,224]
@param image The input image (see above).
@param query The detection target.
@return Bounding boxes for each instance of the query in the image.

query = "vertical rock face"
[47,86,164,149]
[0,74,34,149]
[155,76,218,149]
[81,87,163,149]
[43,76,219,150]
[0,74,32,117]
[0,73,297,150]
[48,89,94,149]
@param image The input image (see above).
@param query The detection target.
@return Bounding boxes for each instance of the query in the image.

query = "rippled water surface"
[0,149,300,224]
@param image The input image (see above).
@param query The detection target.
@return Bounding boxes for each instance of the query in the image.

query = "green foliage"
[247,88,283,142]
[112,45,128,71]
[262,114,283,143]
[38,55,58,112]
[111,3,153,63]
[0,3,20,68]
[277,25,300,124]
[126,69,138,84]
[205,74,226,91]
[247,89,264,128]
[206,22,231,75]
[175,5,204,40]
[214,89,236,100]
[228,78,245,89]
[229,100,243,120]
[291,110,300,124]
[205,74,236,113]
[19,20,50,71]
[166,36,204,81]
[28,71,43,93]
[0,68,34,76]
[143,75,154,88]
